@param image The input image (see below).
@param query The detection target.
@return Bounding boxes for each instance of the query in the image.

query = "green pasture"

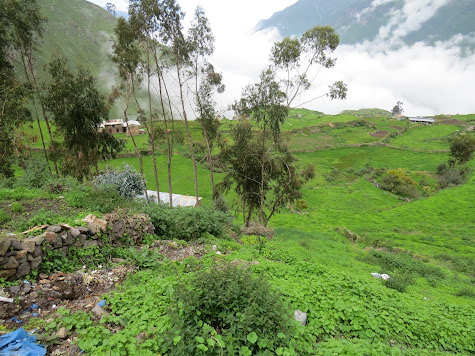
[388,124,462,151]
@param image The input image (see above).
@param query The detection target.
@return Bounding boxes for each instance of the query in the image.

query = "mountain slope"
[32,0,117,84]
[257,0,475,47]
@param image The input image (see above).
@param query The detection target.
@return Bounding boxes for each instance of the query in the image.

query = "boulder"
[0,269,16,279]
[3,256,19,269]
[30,256,42,269]
[83,215,107,234]
[21,240,36,253]
[10,239,22,250]
[15,262,30,278]
[15,250,28,259]
[56,327,68,339]
[294,310,307,326]
[0,239,11,256]
[46,225,62,233]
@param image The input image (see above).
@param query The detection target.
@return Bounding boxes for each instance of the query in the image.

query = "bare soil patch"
[369,130,388,138]
[390,126,404,131]
[439,119,465,126]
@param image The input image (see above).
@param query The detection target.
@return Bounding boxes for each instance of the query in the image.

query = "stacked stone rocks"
[0,225,93,281]
[0,210,155,281]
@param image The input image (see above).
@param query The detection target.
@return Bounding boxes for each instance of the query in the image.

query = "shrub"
[65,183,126,213]
[142,204,232,241]
[0,209,10,225]
[383,273,414,293]
[10,202,24,213]
[437,166,465,188]
[380,169,418,197]
[454,288,475,298]
[19,157,52,188]
[365,250,445,287]
[93,164,146,199]
[167,262,295,355]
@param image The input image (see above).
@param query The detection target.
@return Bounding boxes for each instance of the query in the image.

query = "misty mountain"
[256,0,475,48]
[31,0,117,82]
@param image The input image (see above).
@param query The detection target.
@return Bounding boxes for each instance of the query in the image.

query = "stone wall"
[0,211,155,281]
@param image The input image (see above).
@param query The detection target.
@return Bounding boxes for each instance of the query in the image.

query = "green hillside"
[31,0,117,83]
[2,108,475,354]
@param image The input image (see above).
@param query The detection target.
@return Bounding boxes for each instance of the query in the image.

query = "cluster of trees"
[0,0,123,181]
[1,0,347,226]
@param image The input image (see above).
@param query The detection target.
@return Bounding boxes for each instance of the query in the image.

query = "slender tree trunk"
[202,125,215,196]
[128,76,148,200]
[194,58,215,200]
[27,54,60,177]
[175,56,200,205]
[246,204,252,227]
[145,50,160,194]
[152,51,173,207]
[20,55,51,174]
[258,124,267,224]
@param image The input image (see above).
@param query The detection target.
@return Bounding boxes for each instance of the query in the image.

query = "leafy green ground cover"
[6,108,475,354]
[42,229,474,355]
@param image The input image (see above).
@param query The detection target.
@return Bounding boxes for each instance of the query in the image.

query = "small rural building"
[100,119,144,136]
[139,190,202,207]
[102,119,125,134]
[409,117,435,124]
[124,120,145,136]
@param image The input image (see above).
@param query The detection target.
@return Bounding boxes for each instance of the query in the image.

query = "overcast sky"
[88,0,475,116]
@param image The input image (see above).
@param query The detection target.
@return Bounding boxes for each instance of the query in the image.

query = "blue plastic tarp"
[0,327,46,356]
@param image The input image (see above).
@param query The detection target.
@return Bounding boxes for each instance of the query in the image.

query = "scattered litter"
[216,251,222,255]
[0,297,14,303]
[371,273,391,280]
[9,317,23,324]
[0,327,46,355]
[97,300,106,307]
[25,304,38,312]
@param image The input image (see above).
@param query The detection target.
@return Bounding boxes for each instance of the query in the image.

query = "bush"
[93,164,146,200]
[10,202,24,213]
[167,262,295,355]
[380,169,418,197]
[64,183,126,213]
[437,165,465,188]
[383,273,414,293]
[0,209,10,225]
[365,250,445,282]
[142,204,231,241]
[454,288,475,298]
[19,157,52,189]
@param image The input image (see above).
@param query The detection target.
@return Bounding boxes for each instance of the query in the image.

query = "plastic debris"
[25,304,38,312]
[0,327,46,356]
[9,317,23,324]
[0,296,14,303]
[97,300,106,307]
[371,273,390,280]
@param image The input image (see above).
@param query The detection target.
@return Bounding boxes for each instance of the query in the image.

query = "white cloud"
[373,0,453,47]
[87,0,475,117]
[356,0,395,22]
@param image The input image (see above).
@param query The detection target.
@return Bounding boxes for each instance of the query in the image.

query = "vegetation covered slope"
[32,0,117,83]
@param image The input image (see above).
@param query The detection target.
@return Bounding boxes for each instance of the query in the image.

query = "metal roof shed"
[138,190,202,207]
